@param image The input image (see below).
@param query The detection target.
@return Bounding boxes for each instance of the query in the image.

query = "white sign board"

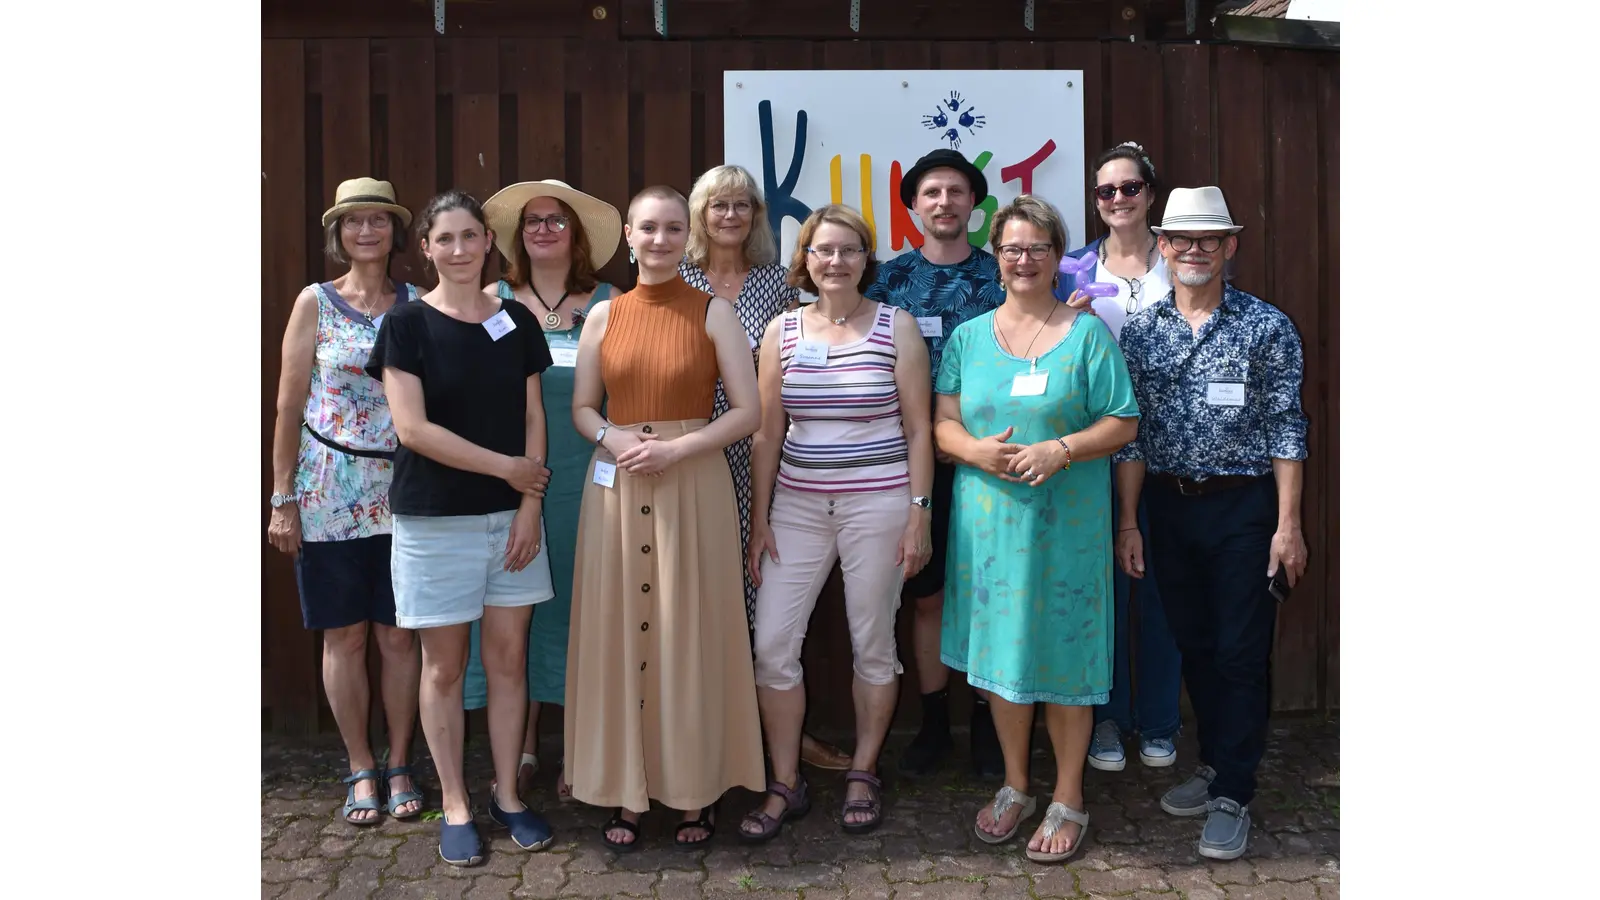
[722,70,1085,270]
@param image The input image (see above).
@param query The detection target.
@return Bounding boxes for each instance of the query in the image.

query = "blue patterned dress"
[935,310,1139,705]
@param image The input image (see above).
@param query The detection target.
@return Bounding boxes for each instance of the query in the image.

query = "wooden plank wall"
[261,34,1340,734]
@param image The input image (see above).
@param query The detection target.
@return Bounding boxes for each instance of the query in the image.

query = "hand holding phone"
[1268,569,1291,604]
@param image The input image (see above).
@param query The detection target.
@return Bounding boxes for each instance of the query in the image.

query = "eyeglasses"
[709,199,754,216]
[522,214,569,233]
[1124,277,1142,316]
[341,214,393,231]
[806,246,866,261]
[996,243,1055,261]
[1093,181,1147,202]
[1164,234,1224,253]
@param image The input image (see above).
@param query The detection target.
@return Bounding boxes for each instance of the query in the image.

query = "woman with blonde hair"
[679,164,853,773]
[935,195,1139,863]
[566,185,767,851]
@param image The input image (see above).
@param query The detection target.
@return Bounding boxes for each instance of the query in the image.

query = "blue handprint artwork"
[921,89,989,149]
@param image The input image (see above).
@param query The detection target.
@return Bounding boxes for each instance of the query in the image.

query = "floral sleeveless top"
[293,281,416,541]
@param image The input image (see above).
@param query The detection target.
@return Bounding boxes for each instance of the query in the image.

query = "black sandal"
[601,809,642,853]
[673,801,719,849]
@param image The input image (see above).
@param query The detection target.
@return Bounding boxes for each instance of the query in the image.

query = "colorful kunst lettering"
[756,99,1060,254]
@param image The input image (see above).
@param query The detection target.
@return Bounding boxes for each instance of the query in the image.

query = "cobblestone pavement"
[262,716,1338,899]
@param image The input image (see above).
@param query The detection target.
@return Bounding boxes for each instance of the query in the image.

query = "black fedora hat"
[899,149,989,210]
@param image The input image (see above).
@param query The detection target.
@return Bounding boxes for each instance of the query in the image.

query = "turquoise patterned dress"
[935,309,1139,705]
[464,281,612,708]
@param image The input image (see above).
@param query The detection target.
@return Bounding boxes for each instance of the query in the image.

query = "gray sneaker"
[1158,764,1216,816]
[1197,797,1250,860]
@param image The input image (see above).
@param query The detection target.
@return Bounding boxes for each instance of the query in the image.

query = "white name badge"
[917,316,944,338]
[592,460,617,488]
[1206,381,1246,407]
[370,313,384,330]
[483,310,517,341]
[549,346,578,367]
[1011,372,1049,397]
[794,339,830,366]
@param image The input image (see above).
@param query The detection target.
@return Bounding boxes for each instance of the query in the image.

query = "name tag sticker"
[592,460,617,488]
[1010,372,1049,397]
[483,310,517,341]
[794,339,830,366]
[549,346,578,368]
[917,316,944,338]
[371,313,384,330]
[747,332,759,351]
[1206,381,1246,406]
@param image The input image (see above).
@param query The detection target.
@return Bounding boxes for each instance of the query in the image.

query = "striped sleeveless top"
[776,302,909,493]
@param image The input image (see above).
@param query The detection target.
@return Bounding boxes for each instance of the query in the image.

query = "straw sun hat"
[321,177,413,228]
[483,180,622,270]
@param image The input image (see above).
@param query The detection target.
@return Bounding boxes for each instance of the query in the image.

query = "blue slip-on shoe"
[489,786,555,852]
[438,815,484,867]
[1197,797,1251,860]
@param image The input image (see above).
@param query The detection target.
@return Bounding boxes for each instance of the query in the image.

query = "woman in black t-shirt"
[365,191,556,868]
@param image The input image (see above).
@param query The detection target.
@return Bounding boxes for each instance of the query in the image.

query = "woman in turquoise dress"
[464,180,623,802]
[933,195,1139,864]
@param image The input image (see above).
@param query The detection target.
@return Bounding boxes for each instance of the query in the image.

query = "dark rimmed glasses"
[997,243,1055,262]
[1093,181,1147,202]
[1163,234,1225,253]
[523,214,569,233]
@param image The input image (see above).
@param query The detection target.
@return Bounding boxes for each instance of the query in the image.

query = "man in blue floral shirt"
[1112,187,1309,861]
[867,149,1006,780]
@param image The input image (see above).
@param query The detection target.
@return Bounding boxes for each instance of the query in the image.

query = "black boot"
[969,694,1005,779]
[897,688,953,777]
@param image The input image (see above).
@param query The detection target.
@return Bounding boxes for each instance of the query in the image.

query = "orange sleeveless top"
[600,275,720,423]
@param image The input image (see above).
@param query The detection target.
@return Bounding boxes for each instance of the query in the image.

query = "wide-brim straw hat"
[1151,186,1244,234]
[321,177,412,228]
[483,179,622,270]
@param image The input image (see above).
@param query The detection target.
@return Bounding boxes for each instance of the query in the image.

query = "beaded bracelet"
[1056,436,1072,470]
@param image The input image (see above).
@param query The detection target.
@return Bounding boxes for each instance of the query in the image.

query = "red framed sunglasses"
[1093,181,1148,201]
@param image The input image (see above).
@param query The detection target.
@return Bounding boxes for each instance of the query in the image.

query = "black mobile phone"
[1268,570,1291,604]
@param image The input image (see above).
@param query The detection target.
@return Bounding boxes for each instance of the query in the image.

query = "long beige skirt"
[563,419,766,812]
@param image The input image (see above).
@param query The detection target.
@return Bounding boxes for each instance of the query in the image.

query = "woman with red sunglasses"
[1057,141,1184,777]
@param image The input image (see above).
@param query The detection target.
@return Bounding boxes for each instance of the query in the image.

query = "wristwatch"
[270,492,298,508]
[910,496,932,510]
[594,424,611,445]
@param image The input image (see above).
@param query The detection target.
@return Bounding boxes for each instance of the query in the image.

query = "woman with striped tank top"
[739,205,934,841]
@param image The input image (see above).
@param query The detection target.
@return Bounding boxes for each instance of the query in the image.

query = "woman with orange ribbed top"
[565,185,766,852]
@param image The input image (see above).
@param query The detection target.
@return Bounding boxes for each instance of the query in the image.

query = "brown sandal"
[738,777,811,844]
[840,770,884,835]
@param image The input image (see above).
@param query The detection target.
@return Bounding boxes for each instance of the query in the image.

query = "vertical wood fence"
[262,26,1338,735]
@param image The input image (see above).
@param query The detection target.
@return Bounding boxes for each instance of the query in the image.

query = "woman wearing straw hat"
[463,179,623,804]
[678,164,854,774]
[267,177,426,826]
[566,185,766,851]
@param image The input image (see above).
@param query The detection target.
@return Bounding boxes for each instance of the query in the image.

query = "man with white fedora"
[1110,186,1309,860]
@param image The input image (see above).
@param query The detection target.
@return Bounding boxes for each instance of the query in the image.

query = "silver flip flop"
[975,785,1038,844]
[1024,802,1091,863]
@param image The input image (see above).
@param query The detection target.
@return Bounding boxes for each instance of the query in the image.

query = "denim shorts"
[391,510,554,629]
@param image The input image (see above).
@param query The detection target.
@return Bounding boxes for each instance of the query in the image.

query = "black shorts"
[294,534,398,630]
[901,460,955,600]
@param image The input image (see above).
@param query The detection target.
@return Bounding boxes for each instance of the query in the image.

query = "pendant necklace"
[530,283,571,328]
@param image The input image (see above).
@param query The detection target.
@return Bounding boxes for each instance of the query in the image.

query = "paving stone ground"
[262,715,1338,899]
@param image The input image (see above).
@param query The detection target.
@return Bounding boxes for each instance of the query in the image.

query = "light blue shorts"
[391,510,554,629]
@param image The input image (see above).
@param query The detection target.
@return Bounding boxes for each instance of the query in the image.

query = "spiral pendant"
[544,312,561,328]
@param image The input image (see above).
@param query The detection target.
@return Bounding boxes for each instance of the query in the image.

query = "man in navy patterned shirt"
[1112,187,1309,861]
[867,149,1006,780]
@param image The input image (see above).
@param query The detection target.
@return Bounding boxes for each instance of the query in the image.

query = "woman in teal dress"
[465,180,623,802]
[933,195,1139,864]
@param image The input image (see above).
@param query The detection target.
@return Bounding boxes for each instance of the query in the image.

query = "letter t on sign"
[1000,140,1057,195]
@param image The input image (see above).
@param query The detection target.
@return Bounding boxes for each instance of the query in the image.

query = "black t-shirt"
[365,298,553,517]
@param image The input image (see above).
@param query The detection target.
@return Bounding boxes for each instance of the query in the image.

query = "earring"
[1052,273,1060,290]
[628,247,636,264]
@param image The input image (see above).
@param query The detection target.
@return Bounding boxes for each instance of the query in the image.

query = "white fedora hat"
[483,179,622,270]
[1152,186,1243,234]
